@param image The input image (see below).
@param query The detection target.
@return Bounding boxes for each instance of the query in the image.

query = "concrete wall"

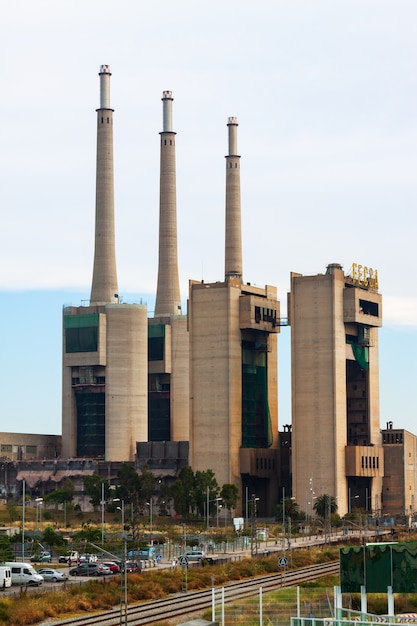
[105,304,148,461]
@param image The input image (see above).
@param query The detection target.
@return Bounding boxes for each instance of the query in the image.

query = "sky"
[0,0,416,436]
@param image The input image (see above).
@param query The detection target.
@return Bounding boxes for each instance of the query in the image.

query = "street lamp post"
[22,479,25,560]
[35,497,43,531]
[207,497,222,530]
[348,488,359,513]
[113,498,127,626]
[250,494,259,557]
[101,481,105,545]
[146,500,153,546]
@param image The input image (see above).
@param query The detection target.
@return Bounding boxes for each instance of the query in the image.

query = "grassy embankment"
[0,546,338,625]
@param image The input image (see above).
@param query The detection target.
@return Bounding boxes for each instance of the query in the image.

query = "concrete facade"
[0,433,61,462]
[189,279,280,516]
[62,303,148,461]
[289,263,383,517]
[382,424,417,519]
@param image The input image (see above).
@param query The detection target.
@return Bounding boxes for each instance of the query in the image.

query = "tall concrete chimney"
[225,116,242,281]
[90,65,118,305]
[154,91,182,317]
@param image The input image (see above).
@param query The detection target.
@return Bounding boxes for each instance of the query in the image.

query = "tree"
[313,494,338,519]
[220,483,239,516]
[116,463,142,507]
[139,465,155,510]
[72,522,101,544]
[42,526,65,551]
[44,480,74,508]
[276,497,301,523]
[170,466,196,518]
[194,470,219,518]
[114,463,157,544]
[156,482,172,516]
[0,536,13,563]
[84,475,111,509]
[6,500,18,523]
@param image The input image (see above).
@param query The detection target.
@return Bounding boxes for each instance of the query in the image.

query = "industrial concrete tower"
[147,91,189,444]
[154,91,182,317]
[90,65,118,306]
[289,263,384,517]
[188,117,280,517]
[62,66,148,462]
[225,116,242,281]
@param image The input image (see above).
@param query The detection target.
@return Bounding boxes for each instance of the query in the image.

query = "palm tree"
[313,494,337,519]
[276,497,301,523]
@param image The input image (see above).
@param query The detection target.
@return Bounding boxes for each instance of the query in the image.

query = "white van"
[0,566,12,589]
[5,562,43,586]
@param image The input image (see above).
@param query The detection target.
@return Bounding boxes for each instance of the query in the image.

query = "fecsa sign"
[351,263,379,290]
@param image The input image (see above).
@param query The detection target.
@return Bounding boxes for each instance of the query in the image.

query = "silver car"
[38,568,68,582]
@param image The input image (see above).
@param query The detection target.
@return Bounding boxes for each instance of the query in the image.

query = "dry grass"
[0,547,341,625]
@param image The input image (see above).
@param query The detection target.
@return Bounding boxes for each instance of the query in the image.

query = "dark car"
[69,563,109,577]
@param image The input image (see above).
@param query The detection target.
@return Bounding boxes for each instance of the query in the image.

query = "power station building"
[61,66,148,462]
[54,66,409,520]
[188,118,280,517]
[289,263,384,516]
[60,68,280,516]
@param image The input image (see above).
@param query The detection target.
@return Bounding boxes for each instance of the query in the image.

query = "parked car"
[69,563,110,577]
[100,561,120,574]
[79,553,98,563]
[37,568,68,582]
[124,561,140,573]
[182,550,206,562]
[58,551,79,564]
[30,551,51,563]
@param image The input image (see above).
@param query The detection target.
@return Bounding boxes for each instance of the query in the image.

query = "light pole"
[113,499,125,539]
[207,497,222,530]
[101,481,105,545]
[146,500,153,546]
[113,498,127,626]
[35,497,43,531]
[348,488,359,513]
[21,479,25,559]
[250,494,259,557]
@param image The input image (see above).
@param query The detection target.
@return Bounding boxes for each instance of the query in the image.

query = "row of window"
[254,306,277,325]
[1,444,37,454]
[361,456,380,469]
[255,457,275,470]
[382,432,404,444]
[72,377,105,385]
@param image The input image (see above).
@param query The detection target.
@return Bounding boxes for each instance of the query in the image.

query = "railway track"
[48,560,339,626]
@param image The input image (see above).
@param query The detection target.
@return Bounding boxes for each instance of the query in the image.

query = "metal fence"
[210,587,417,626]
[210,586,335,626]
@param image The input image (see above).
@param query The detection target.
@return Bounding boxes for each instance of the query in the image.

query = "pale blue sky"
[0,1,416,435]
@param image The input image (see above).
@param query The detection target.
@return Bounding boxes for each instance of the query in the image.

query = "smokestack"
[224,116,242,281]
[90,65,118,305]
[154,90,182,317]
